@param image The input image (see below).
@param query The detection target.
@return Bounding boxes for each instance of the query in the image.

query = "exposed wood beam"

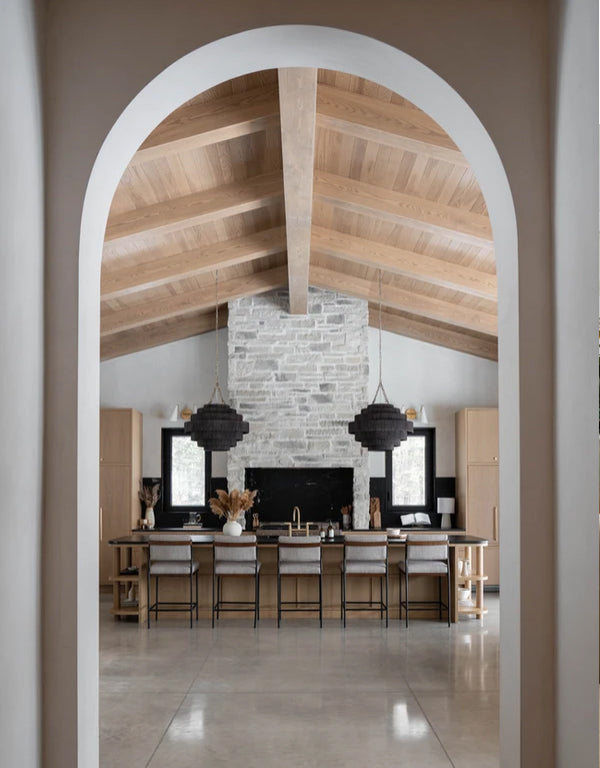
[131,86,280,164]
[317,84,468,166]
[104,172,283,246]
[311,226,497,299]
[101,308,229,360]
[278,68,317,314]
[309,264,497,335]
[100,266,287,337]
[314,171,493,248]
[101,227,286,300]
[370,306,498,361]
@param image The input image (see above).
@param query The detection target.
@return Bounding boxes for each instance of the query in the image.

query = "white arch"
[79,25,519,766]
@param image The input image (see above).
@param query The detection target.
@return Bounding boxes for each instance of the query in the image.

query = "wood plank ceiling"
[101,69,497,361]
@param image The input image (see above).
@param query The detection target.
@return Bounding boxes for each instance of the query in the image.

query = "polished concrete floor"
[100,594,499,767]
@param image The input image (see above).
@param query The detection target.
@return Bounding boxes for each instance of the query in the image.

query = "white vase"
[145,507,155,529]
[222,519,242,536]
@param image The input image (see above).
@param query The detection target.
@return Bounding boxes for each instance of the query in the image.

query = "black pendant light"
[348,270,413,451]
[185,270,249,451]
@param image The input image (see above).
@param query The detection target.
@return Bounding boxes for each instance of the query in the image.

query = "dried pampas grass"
[209,488,257,521]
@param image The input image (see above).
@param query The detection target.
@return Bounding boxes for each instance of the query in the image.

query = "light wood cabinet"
[99,409,142,585]
[456,407,500,587]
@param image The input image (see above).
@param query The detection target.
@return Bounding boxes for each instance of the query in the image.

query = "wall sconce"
[168,405,180,422]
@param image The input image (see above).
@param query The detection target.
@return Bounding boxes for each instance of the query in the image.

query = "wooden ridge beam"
[314,171,493,248]
[309,264,497,335]
[101,308,228,360]
[311,226,497,299]
[132,85,280,164]
[104,172,283,245]
[100,266,287,337]
[278,68,317,314]
[317,84,468,166]
[370,306,498,361]
[101,227,286,300]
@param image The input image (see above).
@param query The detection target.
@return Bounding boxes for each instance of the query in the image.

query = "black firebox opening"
[244,467,354,525]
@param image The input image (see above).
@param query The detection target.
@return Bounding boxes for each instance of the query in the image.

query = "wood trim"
[278,68,317,314]
[310,264,498,335]
[132,85,280,164]
[316,84,468,166]
[100,309,227,361]
[312,226,497,299]
[104,172,283,245]
[314,171,493,247]
[371,307,498,361]
[100,266,287,336]
[101,227,286,300]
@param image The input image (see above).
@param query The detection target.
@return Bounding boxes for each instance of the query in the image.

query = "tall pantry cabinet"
[99,409,142,585]
[455,407,500,586]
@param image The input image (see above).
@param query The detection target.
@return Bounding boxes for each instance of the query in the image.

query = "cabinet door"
[467,464,499,544]
[99,465,132,585]
[100,409,132,464]
[466,408,499,464]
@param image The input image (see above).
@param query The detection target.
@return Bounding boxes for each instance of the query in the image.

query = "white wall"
[100,324,498,482]
[0,1,44,766]
[368,328,498,477]
[100,331,229,477]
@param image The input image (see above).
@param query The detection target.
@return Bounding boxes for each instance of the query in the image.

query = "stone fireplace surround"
[227,288,370,528]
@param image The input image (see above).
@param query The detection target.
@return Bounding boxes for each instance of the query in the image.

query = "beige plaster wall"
[39,2,597,767]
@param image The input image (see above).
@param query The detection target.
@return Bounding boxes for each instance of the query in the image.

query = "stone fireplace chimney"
[227,288,370,528]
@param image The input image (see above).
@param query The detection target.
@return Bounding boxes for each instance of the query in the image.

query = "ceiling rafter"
[316,84,468,166]
[104,172,283,246]
[311,226,497,299]
[309,264,497,335]
[100,266,288,337]
[278,67,318,314]
[314,171,493,248]
[101,226,286,300]
[130,85,280,164]
[369,306,498,361]
[101,308,229,361]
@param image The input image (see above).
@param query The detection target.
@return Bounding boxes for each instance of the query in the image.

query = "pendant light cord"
[372,269,390,405]
[209,269,225,404]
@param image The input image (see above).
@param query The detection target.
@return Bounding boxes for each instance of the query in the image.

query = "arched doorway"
[79,25,519,765]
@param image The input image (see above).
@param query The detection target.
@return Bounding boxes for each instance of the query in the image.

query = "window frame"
[385,427,436,516]
[161,427,212,515]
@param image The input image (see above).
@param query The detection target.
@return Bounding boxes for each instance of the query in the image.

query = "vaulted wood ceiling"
[101,69,497,361]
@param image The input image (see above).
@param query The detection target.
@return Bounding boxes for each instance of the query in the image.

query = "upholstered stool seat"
[277,536,322,627]
[212,535,261,628]
[146,537,199,628]
[399,533,450,627]
[340,534,388,627]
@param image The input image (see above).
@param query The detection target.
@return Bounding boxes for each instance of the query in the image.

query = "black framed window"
[385,427,436,517]
[161,428,211,514]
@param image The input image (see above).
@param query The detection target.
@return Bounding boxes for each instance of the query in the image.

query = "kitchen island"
[108,531,488,624]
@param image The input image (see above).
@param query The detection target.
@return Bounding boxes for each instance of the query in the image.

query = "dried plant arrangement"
[138,481,160,508]
[208,488,257,521]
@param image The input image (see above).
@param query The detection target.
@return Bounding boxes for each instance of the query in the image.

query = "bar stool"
[212,535,261,628]
[399,533,450,627]
[340,534,388,627]
[146,537,199,628]
[277,535,322,627]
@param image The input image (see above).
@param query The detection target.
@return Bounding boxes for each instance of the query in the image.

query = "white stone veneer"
[227,288,370,528]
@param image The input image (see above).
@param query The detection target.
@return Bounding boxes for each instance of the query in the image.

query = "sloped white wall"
[367,328,498,477]
[100,324,498,481]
